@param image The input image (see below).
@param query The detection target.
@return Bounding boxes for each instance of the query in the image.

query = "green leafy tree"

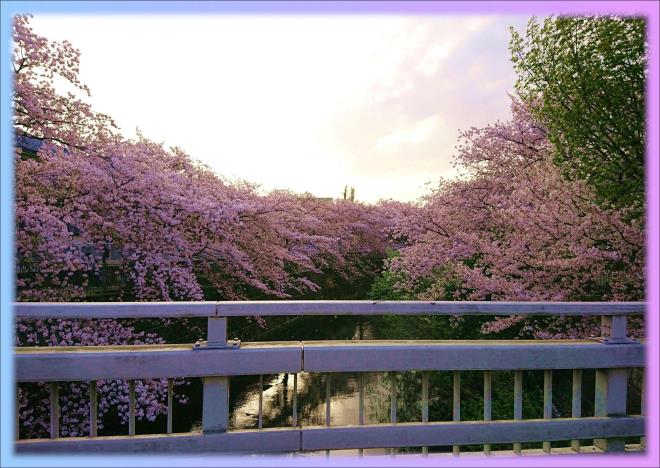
[510,16,647,213]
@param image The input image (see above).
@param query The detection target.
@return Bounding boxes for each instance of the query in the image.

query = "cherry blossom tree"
[13,15,393,437]
[387,99,644,338]
[12,15,118,150]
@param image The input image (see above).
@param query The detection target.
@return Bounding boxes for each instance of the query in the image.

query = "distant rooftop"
[15,135,44,154]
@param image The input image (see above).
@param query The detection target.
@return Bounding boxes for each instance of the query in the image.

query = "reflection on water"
[226,321,394,454]
[230,323,386,429]
[230,371,387,429]
[230,371,393,456]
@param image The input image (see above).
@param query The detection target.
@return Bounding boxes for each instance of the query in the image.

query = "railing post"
[202,316,229,433]
[594,315,628,452]
[207,315,228,348]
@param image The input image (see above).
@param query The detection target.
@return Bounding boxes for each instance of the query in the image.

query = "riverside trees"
[381,16,646,339]
[13,15,391,436]
[383,100,644,339]
[13,14,391,305]
[13,13,646,437]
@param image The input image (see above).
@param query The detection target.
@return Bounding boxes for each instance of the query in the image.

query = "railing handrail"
[15,340,645,382]
[13,300,646,318]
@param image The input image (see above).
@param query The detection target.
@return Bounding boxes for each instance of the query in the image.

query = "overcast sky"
[29,14,530,203]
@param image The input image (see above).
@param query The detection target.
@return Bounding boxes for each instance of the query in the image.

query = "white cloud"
[417,40,456,77]
[376,115,442,152]
[27,14,530,203]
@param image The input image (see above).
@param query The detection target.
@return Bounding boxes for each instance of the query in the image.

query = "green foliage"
[298,253,385,300]
[367,249,409,301]
[510,16,646,213]
[368,273,410,301]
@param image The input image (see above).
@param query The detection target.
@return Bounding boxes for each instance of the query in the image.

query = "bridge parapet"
[13,301,646,456]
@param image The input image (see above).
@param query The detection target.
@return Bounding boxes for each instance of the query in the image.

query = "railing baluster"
[258,375,263,429]
[326,373,331,458]
[543,370,553,453]
[16,386,20,441]
[358,373,365,425]
[640,370,645,448]
[513,370,523,455]
[279,374,285,408]
[483,370,492,456]
[166,378,173,434]
[453,371,460,456]
[49,382,59,439]
[128,380,136,436]
[90,380,98,437]
[422,371,429,456]
[390,372,397,424]
[325,373,331,426]
[359,372,365,457]
[571,369,582,452]
[292,373,298,427]
[390,372,397,457]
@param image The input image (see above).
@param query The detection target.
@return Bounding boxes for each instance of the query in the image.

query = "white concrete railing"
[14,301,645,456]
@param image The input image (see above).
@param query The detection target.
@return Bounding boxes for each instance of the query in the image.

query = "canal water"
[225,319,398,455]
[228,371,395,456]
[168,316,414,454]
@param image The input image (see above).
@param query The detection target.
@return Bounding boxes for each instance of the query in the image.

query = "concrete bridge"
[13,301,645,456]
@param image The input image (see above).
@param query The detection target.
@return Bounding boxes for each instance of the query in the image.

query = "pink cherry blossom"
[13,15,393,437]
[387,99,644,338]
